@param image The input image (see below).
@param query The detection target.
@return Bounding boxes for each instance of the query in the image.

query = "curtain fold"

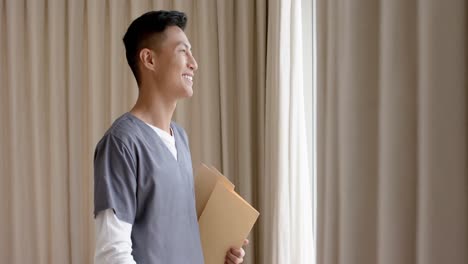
[378,1,418,263]
[260,0,314,263]
[317,0,468,264]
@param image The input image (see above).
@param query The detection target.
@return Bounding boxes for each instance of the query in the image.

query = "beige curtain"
[316,0,467,264]
[0,0,268,263]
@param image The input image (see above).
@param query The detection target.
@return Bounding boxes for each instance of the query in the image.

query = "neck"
[130,83,176,134]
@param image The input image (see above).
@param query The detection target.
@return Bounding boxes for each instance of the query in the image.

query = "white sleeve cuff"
[94,209,137,264]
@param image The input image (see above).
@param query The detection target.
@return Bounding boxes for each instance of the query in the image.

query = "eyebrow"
[177,42,192,50]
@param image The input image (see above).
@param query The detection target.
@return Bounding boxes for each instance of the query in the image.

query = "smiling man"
[93,10,247,264]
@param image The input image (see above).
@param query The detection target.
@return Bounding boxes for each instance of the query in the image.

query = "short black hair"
[123,10,187,84]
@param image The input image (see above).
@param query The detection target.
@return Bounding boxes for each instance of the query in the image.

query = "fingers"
[225,257,237,264]
[231,247,245,258]
[225,249,244,264]
[225,239,248,264]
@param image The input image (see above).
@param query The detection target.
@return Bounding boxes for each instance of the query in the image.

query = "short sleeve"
[94,133,137,224]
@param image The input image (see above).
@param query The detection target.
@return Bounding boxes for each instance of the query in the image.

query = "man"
[93,10,248,264]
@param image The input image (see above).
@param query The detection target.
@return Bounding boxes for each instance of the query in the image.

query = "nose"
[187,54,198,71]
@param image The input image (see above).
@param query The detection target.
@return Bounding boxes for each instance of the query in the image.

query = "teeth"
[183,75,193,81]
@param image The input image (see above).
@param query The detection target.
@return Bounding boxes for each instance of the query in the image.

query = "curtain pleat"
[317,0,468,264]
[417,1,468,263]
[261,0,314,263]
[378,1,418,263]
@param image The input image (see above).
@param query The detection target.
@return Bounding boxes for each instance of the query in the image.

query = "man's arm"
[94,209,137,264]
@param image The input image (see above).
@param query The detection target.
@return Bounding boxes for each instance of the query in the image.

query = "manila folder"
[198,181,259,264]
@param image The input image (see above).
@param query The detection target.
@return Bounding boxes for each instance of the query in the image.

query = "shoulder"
[96,113,141,151]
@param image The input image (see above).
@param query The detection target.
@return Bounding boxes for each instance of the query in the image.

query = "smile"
[182,74,193,81]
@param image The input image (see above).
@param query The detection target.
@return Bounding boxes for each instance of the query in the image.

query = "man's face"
[150,26,198,99]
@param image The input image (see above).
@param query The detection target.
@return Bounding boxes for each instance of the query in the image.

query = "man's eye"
[180,49,186,53]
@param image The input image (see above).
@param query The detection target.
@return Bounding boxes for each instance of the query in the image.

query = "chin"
[177,87,193,98]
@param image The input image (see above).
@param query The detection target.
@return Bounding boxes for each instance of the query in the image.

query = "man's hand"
[225,239,249,264]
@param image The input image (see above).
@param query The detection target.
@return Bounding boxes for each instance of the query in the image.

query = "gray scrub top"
[94,112,204,264]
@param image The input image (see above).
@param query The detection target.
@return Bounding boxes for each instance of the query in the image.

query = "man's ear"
[139,48,157,71]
